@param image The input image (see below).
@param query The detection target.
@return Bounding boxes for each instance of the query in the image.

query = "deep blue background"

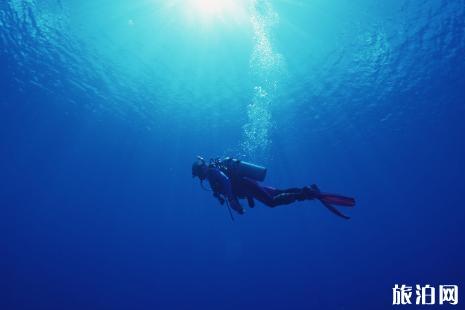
[1,1,465,309]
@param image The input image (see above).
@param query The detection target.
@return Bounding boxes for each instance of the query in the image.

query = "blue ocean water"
[1,0,465,309]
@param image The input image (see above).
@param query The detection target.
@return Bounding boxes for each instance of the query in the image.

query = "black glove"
[213,192,225,205]
[247,196,255,208]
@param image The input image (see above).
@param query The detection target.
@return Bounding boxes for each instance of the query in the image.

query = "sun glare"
[184,0,251,25]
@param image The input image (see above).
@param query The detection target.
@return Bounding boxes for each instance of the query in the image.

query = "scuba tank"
[217,157,267,182]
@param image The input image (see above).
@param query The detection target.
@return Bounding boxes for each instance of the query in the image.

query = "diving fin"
[310,184,353,219]
[319,195,355,207]
[320,200,351,220]
[311,184,356,207]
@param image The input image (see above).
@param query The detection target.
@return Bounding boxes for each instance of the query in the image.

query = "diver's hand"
[228,198,245,215]
[213,192,225,205]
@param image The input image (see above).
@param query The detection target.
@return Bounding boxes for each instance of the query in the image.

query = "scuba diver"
[192,156,356,219]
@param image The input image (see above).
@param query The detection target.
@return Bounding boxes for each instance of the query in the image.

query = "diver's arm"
[207,168,232,196]
[219,176,244,214]
[207,168,244,213]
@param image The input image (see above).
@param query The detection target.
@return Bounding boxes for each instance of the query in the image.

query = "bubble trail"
[242,0,285,159]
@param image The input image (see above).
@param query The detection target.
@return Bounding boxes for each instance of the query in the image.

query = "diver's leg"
[241,179,278,207]
[244,180,334,208]
[248,185,276,207]
[263,187,301,195]
[271,192,308,206]
[247,182,309,208]
[280,187,302,193]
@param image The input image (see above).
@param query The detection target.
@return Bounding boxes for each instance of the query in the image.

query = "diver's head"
[192,156,208,180]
